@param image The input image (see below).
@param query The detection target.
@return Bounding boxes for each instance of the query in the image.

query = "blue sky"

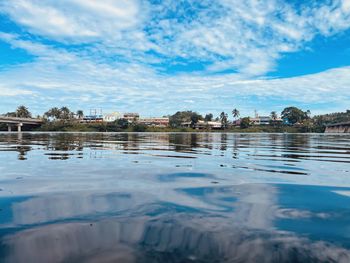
[0,0,350,118]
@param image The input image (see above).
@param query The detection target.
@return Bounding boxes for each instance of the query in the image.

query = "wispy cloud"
[0,0,350,115]
[0,0,142,40]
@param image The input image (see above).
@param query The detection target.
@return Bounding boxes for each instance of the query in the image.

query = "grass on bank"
[0,120,325,133]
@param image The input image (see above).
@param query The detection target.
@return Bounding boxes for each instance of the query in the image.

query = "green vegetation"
[204,113,213,122]
[169,111,203,128]
[44,107,84,120]
[1,105,350,133]
[314,110,350,125]
[232,108,240,120]
[281,106,309,125]
[240,117,251,129]
[5,105,32,118]
[220,112,229,129]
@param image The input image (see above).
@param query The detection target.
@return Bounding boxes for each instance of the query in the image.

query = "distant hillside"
[314,110,350,125]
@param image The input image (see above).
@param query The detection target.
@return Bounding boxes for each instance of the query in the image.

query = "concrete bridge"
[325,121,350,133]
[0,116,43,132]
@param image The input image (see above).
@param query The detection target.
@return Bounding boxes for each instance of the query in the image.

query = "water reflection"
[1,184,350,263]
[1,133,350,262]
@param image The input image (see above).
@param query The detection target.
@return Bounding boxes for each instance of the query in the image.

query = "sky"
[0,0,350,118]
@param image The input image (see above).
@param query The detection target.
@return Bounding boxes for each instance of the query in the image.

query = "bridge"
[325,121,350,133]
[0,116,43,132]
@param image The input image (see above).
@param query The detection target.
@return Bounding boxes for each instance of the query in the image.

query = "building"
[103,112,121,123]
[82,114,104,123]
[195,120,222,129]
[180,121,192,128]
[138,117,169,127]
[123,113,140,122]
[81,108,104,123]
[250,116,271,125]
[249,111,283,125]
[232,119,241,127]
[180,120,222,129]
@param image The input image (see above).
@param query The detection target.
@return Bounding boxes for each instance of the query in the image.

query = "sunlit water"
[0,132,350,263]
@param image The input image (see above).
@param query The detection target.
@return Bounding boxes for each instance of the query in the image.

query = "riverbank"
[1,121,322,133]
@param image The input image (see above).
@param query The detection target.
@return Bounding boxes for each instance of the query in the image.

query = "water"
[0,132,350,263]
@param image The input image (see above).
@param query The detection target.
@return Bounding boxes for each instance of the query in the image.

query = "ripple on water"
[0,132,350,262]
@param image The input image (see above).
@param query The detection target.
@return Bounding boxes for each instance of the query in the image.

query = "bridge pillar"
[17,123,23,132]
[7,125,12,132]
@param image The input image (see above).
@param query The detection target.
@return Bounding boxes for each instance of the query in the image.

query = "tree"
[5,112,16,117]
[204,113,213,122]
[45,107,61,120]
[270,111,278,121]
[270,111,278,127]
[240,117,250,129]
[16,105,32,118]
[306,110,311,119]
[60,106,71,120]
[116,118,129,129]
[132,124,147,132]
[232,108,240,119]
[76,110,84,119]
[220,112,228,129]
[190,112,202,127]
[169,111,203,128]
[281,107,307,125]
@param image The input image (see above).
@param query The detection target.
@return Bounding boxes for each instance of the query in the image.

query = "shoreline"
[0,131,334,134]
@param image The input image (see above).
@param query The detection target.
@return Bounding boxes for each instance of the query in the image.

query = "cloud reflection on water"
[1,183,350,262]
[1,133,350,262]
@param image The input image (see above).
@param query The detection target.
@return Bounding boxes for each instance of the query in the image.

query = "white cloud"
[0,1,350,114]
[2,0,350,75]
[0,34,349,115]
[0,0,143,42]
[0,86,34,96]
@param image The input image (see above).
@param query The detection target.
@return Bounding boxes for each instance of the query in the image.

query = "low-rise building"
[180,121,192,128]
[103,112,121,122]
[82,114,104,123]
[195,120,222,129]
[180,120,222,129]
[250,116,271,125]
[123,113,140,122]
[232,119,241,126]
[138,117,169,127]
[250,116,283,125]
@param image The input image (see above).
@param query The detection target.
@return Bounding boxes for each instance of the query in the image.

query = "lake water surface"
[0,132,350,263]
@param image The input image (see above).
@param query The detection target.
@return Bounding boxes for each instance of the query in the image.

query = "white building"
[103,112,121,122]
[250,115,283,125]
[181,120,222,129]
[138,117,169,127]
[250,116,271,125]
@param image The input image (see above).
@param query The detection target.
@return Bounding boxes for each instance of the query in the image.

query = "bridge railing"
[0,115,43,123]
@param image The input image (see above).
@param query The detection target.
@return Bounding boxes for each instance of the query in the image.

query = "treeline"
[313,110,350,125]
[169,107,312,128]
[3,105,84,120]
[2,105,350,133]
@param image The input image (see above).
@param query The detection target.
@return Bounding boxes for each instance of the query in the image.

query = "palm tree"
[60,106,71,119]
[69,112,75,119]
[270,111,278,121]
[305,110,311,119]
[232,108,240,119]
[220,112,228,129]
[16,105,32,118]
[76,110,84,119]
[44,107,61,120]
[270,111,278,127]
